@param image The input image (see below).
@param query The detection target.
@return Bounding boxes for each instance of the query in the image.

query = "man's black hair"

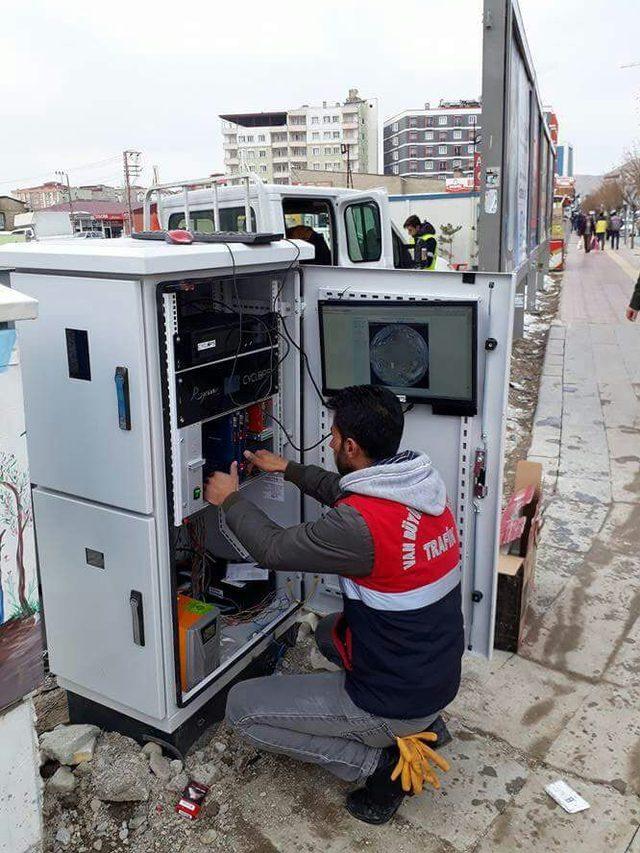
[326,384,404,460]
[403,214,421,229]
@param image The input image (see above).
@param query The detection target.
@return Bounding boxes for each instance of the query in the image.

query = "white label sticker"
[197,339,217,352]
[545,780,590,813]
[263,472,285,502]
[485,188,498,214]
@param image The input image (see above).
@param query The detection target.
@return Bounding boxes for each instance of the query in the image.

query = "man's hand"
[626,306,638,322]
[244,449,288,474]
[204,462,239,507]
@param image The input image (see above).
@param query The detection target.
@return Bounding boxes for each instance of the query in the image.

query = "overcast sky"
[1,0,638,191]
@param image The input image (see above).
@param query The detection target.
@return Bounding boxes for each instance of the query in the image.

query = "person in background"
[609,210,622,250]
[595,211,608,251]
[287,224,332,265]
[576,211,591,253]
[403,215,438,270]
[626,272,640,321]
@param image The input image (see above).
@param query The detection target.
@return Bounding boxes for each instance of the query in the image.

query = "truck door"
[336,190,394,269]
[299,265,515,659]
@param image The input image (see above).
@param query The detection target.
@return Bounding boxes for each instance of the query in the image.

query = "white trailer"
[0,236,514,750]
[388,190,480,270]
[12,210,73,240]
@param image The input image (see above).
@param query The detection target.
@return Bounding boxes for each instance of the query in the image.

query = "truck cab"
[147,175,415,270]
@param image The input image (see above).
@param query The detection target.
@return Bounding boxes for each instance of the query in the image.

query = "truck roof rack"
[142,173,266,234]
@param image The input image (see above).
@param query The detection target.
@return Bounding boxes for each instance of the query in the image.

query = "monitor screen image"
[318,299,477,408]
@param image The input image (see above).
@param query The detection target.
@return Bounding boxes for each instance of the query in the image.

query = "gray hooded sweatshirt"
[222,452,448,578]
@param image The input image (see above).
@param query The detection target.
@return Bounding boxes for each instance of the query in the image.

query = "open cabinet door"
[336,190,394,269]
[299,266,515,659]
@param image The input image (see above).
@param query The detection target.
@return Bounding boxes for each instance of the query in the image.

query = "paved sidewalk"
[450,239,640,852]
[226,241,640,852]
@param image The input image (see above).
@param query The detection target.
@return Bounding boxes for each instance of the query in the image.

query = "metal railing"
[142,172,266,232]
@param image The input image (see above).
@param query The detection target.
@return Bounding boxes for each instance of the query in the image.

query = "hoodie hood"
[339,451,447,515]
[417,221,436,237]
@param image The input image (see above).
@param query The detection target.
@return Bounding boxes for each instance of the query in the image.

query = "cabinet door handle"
[130,590,145,646]
[114,366,132,430]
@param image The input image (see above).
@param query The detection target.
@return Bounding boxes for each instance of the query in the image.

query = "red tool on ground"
[175,780,210,820]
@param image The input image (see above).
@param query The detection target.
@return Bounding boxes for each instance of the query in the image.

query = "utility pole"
[54,170,75,225]
[123,150,142,235]
[341,143,354,188]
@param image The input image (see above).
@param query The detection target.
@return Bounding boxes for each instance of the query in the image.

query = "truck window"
[282,198,334,265]
[167,206,256,232]
[392,229,414,269]
[344,201,382,263]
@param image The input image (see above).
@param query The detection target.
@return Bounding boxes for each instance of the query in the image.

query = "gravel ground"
[37,279,561,853]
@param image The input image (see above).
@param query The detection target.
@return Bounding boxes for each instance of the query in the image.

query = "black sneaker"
[345,746,405,825]
[428,715,453,749]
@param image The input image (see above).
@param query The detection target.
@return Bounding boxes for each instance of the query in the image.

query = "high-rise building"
[220,89,378,185]
[383,100,481,181]
[556,143,574,178]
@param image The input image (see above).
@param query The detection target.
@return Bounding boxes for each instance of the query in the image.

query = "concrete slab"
[542,363,563,377]
[598,502,640,555]
[548,325,566,340]
[598,381,640,430]
[237,762,450,853]
[520,564,640,680]
[400,721,529,851]
[528,429,561,460]
[448,654,591,760]
[474,769,640,853]
[605,616,640,691]
[546,336,565,351]
[540,499,608,553]
[546,682,640,795]
[544,354,564,369]
[535,543,586,578]
[529,426,561,459]
[607,427,640,503]
[554,474,612,506]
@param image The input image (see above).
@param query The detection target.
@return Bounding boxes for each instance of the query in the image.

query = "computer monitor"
[318,299,478,415]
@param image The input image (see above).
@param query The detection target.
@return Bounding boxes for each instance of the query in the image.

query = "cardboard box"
[494,460,543,652]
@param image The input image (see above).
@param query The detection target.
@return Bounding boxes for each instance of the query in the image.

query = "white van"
[145,175,416,270]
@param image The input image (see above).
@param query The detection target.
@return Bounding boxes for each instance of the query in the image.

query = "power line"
[0,155,122,189]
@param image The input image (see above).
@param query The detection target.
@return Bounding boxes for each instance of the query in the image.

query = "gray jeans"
[225,613,441,783]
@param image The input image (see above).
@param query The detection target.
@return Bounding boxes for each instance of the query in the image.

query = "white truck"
[143,174,442,271]
[12,210,73,240]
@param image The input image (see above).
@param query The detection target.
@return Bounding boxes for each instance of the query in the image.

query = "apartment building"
[220,89,378,185]
[12,181,68,210]
[12,181,143,210]
[383,100,481,181]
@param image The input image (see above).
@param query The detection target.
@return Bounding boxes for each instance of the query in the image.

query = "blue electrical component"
[203,409,273,483]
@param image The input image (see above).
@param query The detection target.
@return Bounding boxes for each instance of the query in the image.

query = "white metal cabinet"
[33,489,165,719]
[300,266,515,658]
[15,273,153,514]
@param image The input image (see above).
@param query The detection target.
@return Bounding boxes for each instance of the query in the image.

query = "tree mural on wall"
[439,223,464,267]
[0,450,35,623]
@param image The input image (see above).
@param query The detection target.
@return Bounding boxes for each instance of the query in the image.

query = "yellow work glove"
[391,731,451,795]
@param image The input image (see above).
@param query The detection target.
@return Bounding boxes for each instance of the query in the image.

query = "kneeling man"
[205,385,464,824]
